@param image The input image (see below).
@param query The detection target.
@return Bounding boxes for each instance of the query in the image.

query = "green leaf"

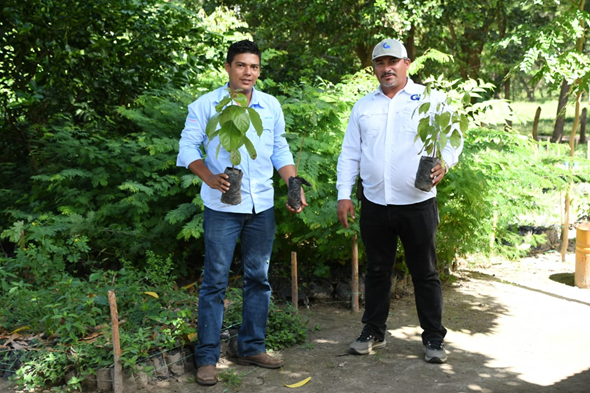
[230,149,242,166]
[219,122,244,156]
[215,96,232,112]
[419,102,431,115]
[88,273,102,283]
[438,112,451,127]
[231,108,251,133]
[233,93,248,107]
[462,92,471,105]
[450,130,462,148]
[219,105,239,125]
[418,117,431,141]
[246,107,264,136]
[460,114,469,133]
[206,112,220,139]
[439,132,448,148]
[208,130,220,143]
[243,136,257,160]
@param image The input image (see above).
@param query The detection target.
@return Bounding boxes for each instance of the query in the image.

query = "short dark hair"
[226,40,261,65]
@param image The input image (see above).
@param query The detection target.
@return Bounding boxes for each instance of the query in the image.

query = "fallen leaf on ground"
[284,377,311,388]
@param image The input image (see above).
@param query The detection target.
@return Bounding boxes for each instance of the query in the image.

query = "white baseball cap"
[372,39,408,60]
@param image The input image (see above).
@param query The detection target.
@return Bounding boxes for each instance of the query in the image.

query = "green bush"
[223,288,308,351]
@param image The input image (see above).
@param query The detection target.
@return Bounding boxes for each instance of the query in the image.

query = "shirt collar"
[374,77,419,98]
[213,83,264,108]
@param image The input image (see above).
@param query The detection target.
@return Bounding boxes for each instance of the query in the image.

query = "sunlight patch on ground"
[387,325,422,342]
[314,339,340,345]
[447,295,590,387]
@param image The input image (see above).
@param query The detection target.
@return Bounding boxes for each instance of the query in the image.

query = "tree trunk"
[406,25,417,60]
[552,79,570,143]
[405,25,419,83]
[354,43,372,69]
[580,107,587,144]
[504,74,512,130]
[517,75,535,101]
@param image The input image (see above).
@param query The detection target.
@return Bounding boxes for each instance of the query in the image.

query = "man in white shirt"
[336,38,463,364]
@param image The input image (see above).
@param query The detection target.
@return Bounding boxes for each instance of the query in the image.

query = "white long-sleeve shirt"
[336,78,463,206]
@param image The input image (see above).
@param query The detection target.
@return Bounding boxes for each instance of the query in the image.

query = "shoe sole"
[196,377,218,386]
[349,340,386,355]
[425,355,447,364]
[235,358,283,369]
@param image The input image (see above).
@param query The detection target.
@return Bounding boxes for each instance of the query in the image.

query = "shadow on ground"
[139,262,590,393]
[2,255,590,392]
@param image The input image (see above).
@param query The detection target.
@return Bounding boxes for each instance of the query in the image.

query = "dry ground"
[3,251,590,393]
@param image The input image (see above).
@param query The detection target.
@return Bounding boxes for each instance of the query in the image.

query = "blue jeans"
[196,206,275,366]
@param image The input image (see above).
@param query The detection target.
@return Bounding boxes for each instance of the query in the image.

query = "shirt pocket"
[249,118,274,160]
[397,106,421,134]
[359,112,387,144]
[261,118,275,148]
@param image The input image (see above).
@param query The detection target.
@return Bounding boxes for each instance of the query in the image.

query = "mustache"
[381,71,396,78]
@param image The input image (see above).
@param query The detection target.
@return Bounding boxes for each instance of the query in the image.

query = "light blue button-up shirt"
[177,85,294,213]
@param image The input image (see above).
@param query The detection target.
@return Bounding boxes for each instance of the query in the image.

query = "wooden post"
[291,252,298,310]
[351,234,359,312]
[108,290,124,393]
[579,108,586,144]
[575,223,590,288]
[561,90,584,262]
[532,106,541,141]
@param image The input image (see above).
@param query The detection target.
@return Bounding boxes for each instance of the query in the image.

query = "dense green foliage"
[1,1,590,390]
[0,234,307,391]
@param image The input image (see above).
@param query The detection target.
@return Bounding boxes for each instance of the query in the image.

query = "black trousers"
[359,197,447,344]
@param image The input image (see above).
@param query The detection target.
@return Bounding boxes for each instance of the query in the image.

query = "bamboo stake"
[108,290,124,393]
[561,90,584,262]
[351,234,359,312]
[291,252,298,311]
[561,0,587,261]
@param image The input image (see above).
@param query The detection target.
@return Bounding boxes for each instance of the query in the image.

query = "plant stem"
[295,134,306,174]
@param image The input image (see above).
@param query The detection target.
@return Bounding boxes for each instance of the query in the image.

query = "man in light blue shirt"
[177,40,306,386]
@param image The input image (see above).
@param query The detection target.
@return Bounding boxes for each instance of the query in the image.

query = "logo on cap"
[383,42,391,49]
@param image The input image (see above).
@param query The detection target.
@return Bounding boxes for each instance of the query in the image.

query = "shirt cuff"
[337,188,353,201]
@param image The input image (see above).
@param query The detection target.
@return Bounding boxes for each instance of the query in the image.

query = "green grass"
[508,99,590,138]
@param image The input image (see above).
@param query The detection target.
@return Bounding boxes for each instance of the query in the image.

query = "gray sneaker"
[424,341,447,363]
[349,333,386,355]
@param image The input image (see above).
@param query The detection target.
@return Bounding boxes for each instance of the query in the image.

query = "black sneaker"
[424,341,447,363]
[349,332,386,355]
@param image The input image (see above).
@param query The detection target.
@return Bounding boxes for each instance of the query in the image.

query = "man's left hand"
[430,163,447,187]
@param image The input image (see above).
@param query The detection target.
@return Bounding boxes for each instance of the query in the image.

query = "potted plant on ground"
[413,84,470,192]
[206,88,263,205]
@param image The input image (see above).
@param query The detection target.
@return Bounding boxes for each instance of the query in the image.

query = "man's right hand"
[337,199,355,229]
[188,160,230,193]
[205,173,230,193]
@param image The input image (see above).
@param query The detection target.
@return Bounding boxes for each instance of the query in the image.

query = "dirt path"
[3,252,590,392]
